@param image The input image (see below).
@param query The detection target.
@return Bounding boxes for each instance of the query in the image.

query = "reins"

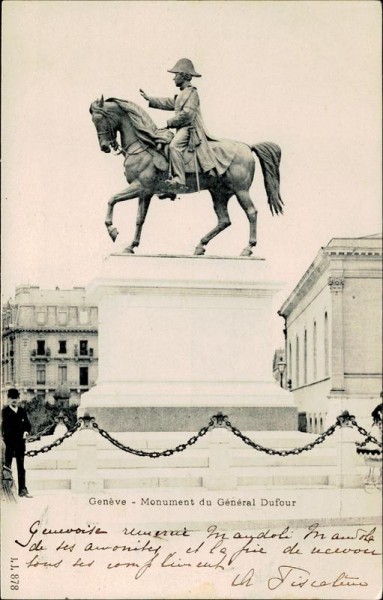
[93,110,149,157]
[123,141,150,156]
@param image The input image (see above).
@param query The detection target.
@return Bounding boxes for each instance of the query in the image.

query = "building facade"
[2,285,98,404]
[278,235,382,433]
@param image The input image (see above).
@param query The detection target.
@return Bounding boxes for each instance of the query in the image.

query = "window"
[58,365,68,384]
[36,365,46,384]
[37,340,46,355]
[79,366,89,386]
[288,342,292,384]
[303,329,307,385]
[79,340,88,356]
[295,336,300,387]
[324,312,329,377]
[58,340,67,354]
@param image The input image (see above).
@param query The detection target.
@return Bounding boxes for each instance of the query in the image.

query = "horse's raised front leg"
[235,189,257,257]
[124,193,152,254]
[105,181,142,241]
[194,190,232,255]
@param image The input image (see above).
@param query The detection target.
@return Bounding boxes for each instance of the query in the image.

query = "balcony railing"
[30,348,51,362]
[74,347,94,361]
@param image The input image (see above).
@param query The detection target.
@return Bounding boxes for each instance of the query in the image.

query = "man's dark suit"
[2,405,31,493]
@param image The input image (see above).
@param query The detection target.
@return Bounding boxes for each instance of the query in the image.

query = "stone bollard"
[53,413,68,439]
[71,420,103,492]
[334,423,364,489]
[203,427,236,490]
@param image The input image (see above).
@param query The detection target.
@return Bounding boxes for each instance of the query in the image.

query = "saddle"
[148,127,236,176]
[148,127,202,174]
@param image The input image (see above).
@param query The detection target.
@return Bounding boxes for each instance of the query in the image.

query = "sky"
[1,1,381,345]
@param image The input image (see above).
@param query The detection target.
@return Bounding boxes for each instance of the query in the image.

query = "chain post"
[54,411,69,426]
[210,412,229,429]
[72,415,102,493]
[335,410,354,428]
[333,411,364,488]
[79,412,96,430]
[203,419,236,491]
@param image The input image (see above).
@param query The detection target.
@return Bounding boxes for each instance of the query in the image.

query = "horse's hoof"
[107,226,119,242]
[240,248,253,257]
[123,247,135,254]
[194,245,206,256]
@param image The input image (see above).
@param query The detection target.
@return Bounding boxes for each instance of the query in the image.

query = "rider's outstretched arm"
[148,96,176,111]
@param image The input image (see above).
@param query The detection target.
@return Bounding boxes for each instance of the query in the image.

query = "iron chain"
[25,422,82,457]
[27,421,57,443]
[223,417,338,456]
[91,419,215,458]
[350,418,382,448]
[23,411,381,458]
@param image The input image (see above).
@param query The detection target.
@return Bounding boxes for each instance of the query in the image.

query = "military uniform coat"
[148,84,220,173]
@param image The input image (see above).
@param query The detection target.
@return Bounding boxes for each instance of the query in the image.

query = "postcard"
[1,2,381,599]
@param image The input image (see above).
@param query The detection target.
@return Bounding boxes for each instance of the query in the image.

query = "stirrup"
[164,179,188,192]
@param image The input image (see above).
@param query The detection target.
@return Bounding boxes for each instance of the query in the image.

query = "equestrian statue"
[90,58,284,257]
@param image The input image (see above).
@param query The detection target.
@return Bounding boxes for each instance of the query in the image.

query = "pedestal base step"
[25,466,341,491]
[77,405,298,432]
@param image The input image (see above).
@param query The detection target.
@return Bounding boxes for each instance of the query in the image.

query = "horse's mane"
[106,97,159,147]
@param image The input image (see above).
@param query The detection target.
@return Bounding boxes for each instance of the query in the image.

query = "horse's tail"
[251,142,284,216]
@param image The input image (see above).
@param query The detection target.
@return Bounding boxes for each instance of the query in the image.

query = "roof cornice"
[278,242,382,318]
[2,327,98,337]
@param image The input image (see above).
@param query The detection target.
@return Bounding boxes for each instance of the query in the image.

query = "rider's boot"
[158,192,177,201]
[165,176,188,192]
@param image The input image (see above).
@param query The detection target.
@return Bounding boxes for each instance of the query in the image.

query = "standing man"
[2,388,32,497]
[140,58,219,190]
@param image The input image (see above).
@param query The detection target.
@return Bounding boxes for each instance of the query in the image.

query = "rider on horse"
[140,58,219,191]
[90,72,283,256]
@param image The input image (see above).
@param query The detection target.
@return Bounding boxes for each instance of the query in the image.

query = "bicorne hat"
[168,58,201,77]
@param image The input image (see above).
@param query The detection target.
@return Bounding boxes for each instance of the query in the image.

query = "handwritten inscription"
[15,520,107,549]
[11,520,381,595]
[267,565,368,590]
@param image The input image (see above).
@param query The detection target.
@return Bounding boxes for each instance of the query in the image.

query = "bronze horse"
[90,96,283,256]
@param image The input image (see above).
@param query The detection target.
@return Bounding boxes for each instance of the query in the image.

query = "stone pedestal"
[203,428,236,490]
[332,425,365,489]
[79,254,297,431]
[71,429,103,492]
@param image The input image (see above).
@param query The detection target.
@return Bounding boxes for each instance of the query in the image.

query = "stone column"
[328,276,345,392]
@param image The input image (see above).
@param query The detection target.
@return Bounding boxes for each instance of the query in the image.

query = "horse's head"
[89,96,118,153]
